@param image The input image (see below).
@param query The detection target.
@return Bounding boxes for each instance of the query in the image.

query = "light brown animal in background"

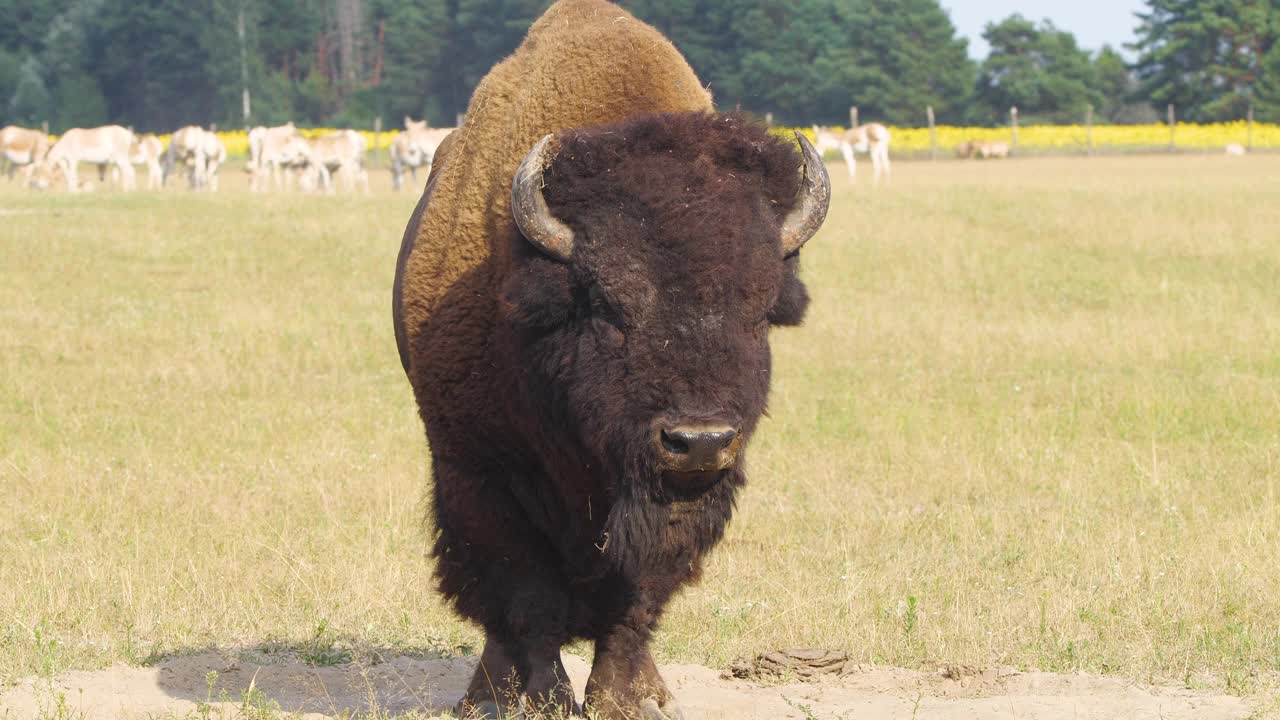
[956,140,1011,160]
[128,134,164,190]
[811,123,891,183]
[30,125,136,192]
[1,125,50,185]
[976,141,1010,159]
[275,134,331,192]
[390,118,453,191]
[35,163,95,192]
[201,132,227,191]
[164,126,224,190]
[850,122,891,182]
[247,123,300,191]
[302,129,369,193]
[811,125,857,180]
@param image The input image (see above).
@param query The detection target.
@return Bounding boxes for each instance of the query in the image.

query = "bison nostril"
[657,425,740,471]
[660,429,690,455]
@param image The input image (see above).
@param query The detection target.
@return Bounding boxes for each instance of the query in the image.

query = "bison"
[392,1,829,718]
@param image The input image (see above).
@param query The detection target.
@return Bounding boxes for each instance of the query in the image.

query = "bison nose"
[657,424,741,472]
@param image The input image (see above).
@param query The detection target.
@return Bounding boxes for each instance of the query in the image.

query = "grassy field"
[1,155,1278,699]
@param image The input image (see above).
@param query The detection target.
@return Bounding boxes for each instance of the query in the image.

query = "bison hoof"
[639,697,684,720]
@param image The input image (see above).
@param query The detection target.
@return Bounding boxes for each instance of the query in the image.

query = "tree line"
[2,0,1279,133]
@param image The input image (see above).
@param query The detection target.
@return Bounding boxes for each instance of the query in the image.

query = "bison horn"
[511,134,574,262]
[780,131,831,255]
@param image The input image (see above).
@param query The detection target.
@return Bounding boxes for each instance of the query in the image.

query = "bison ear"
[512,135,575,262]
[500,259,573,332]
[780,131,831,256]
[769,254,810,326]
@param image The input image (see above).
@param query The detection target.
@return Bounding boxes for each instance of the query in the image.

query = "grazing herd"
[0,114,1037,196]
[1,115,1048,197]
[0,118,456,193]
[246,124,380,193]
[2,115,930,196]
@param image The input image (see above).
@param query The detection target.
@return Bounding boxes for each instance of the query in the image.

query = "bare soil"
[0,650,1258,719]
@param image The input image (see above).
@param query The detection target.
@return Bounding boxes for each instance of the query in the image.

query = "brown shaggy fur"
[393,2,816,718]
[394,0,712,367]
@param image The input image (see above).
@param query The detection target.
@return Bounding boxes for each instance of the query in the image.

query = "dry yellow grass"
[1,156,1278,699]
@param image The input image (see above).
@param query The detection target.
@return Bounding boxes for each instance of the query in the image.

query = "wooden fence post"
[41,121,49,137]
[926,106,937,161]
[1010,106,1019,156]
[374,115,382,166]
[849,105,859,131]
[456,113,465,128]
[765,112,774,128]
[1167,104,1176,153]
[1085,104,1094,157]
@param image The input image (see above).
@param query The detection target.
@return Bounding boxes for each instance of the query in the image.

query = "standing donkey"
[813,123,892,184]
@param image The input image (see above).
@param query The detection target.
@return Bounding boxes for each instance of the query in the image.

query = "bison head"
[500,113,827,554]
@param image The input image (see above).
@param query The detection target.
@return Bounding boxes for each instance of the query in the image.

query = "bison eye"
[588,295,626,349]
[592,316,625,350]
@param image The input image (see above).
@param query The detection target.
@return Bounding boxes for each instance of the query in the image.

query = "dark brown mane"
[545,112,803,222]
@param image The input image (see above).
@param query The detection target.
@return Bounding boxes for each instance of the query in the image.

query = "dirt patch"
[0,650,1257,719]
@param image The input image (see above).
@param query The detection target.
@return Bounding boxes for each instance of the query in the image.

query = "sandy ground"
[1,650,1261,720]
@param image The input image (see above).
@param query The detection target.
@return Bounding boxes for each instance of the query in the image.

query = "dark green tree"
[7,56,50,124]
[1257,39,1280,121]
[50,70,108,128]
[0,0,76,55]
[974,14,1101,124]
[836,0,975,125]
[1093,45,1157,123]
[731,0,843,123]
[623,0,973,126]
[1132,0,1280,121]
[4,0,107,130]
[371,0,452,124]
[621,0,743,102]
[1093,46,1130,117]
[0,47,24,111]
[91,1,222,130]
[441,0,552,118]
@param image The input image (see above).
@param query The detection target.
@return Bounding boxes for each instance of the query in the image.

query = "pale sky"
[944,0,1148,59]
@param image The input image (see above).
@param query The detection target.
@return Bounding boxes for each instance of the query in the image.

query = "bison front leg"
[456,637,523,719]
[434,461,579,718]
[586,624,682,720]
[457,627,578,719]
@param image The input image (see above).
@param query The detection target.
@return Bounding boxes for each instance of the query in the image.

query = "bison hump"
[395,0,711,363]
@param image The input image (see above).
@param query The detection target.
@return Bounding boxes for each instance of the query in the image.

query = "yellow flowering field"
[149,128,402,158]
[45,122,1275,159]
[789,121,1279,155]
